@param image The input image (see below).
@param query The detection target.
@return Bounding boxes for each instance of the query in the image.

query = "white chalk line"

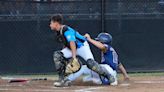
[134,80,164,84]
[120,80,164,86]
[75,87,104,92]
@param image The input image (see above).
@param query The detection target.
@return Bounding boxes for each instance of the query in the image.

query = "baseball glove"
[65,58,82,75]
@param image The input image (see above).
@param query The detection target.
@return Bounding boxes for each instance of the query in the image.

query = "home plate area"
[0,76,164,92]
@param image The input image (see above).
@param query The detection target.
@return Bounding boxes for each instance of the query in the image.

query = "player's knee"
[86,59,96,70]
[53,51,64,61]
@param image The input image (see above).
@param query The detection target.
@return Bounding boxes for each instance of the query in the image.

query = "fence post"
[118,0,122,32]
[101,0,105,32]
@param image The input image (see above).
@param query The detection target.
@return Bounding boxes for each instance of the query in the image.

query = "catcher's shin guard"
[86,59,115,84]
[53,51,67,80]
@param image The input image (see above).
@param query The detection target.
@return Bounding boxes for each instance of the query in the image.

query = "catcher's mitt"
[65,58,82,75]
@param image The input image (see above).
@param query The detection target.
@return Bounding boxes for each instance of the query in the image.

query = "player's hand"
[84,33,91,40]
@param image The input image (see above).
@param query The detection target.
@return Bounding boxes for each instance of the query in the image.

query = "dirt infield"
[0,74,164,92]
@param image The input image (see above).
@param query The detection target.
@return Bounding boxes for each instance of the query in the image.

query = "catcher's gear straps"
[56,25,68,46]
[56,25,85,48]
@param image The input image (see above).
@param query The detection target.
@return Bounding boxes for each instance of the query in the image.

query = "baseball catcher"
[49,14,115,87]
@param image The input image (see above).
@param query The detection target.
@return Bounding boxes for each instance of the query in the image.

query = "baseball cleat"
[54,79,71,87]
[110,80,118,86]
[108,75,115,84]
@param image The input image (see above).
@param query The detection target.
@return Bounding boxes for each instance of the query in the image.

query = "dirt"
[0,76,164,92]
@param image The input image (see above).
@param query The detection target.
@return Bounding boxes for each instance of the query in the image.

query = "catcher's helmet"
[95,33,112,44]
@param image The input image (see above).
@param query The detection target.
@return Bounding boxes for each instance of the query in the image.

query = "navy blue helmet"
[95,33,112,44]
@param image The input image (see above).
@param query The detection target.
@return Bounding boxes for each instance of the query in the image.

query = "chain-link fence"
[0,0,164,74]
[1,0,164,20]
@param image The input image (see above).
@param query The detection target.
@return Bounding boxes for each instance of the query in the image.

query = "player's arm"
[84,33,107,52]
[70,41,76,58]
[64,30,77,58]
[118,63,130,81]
